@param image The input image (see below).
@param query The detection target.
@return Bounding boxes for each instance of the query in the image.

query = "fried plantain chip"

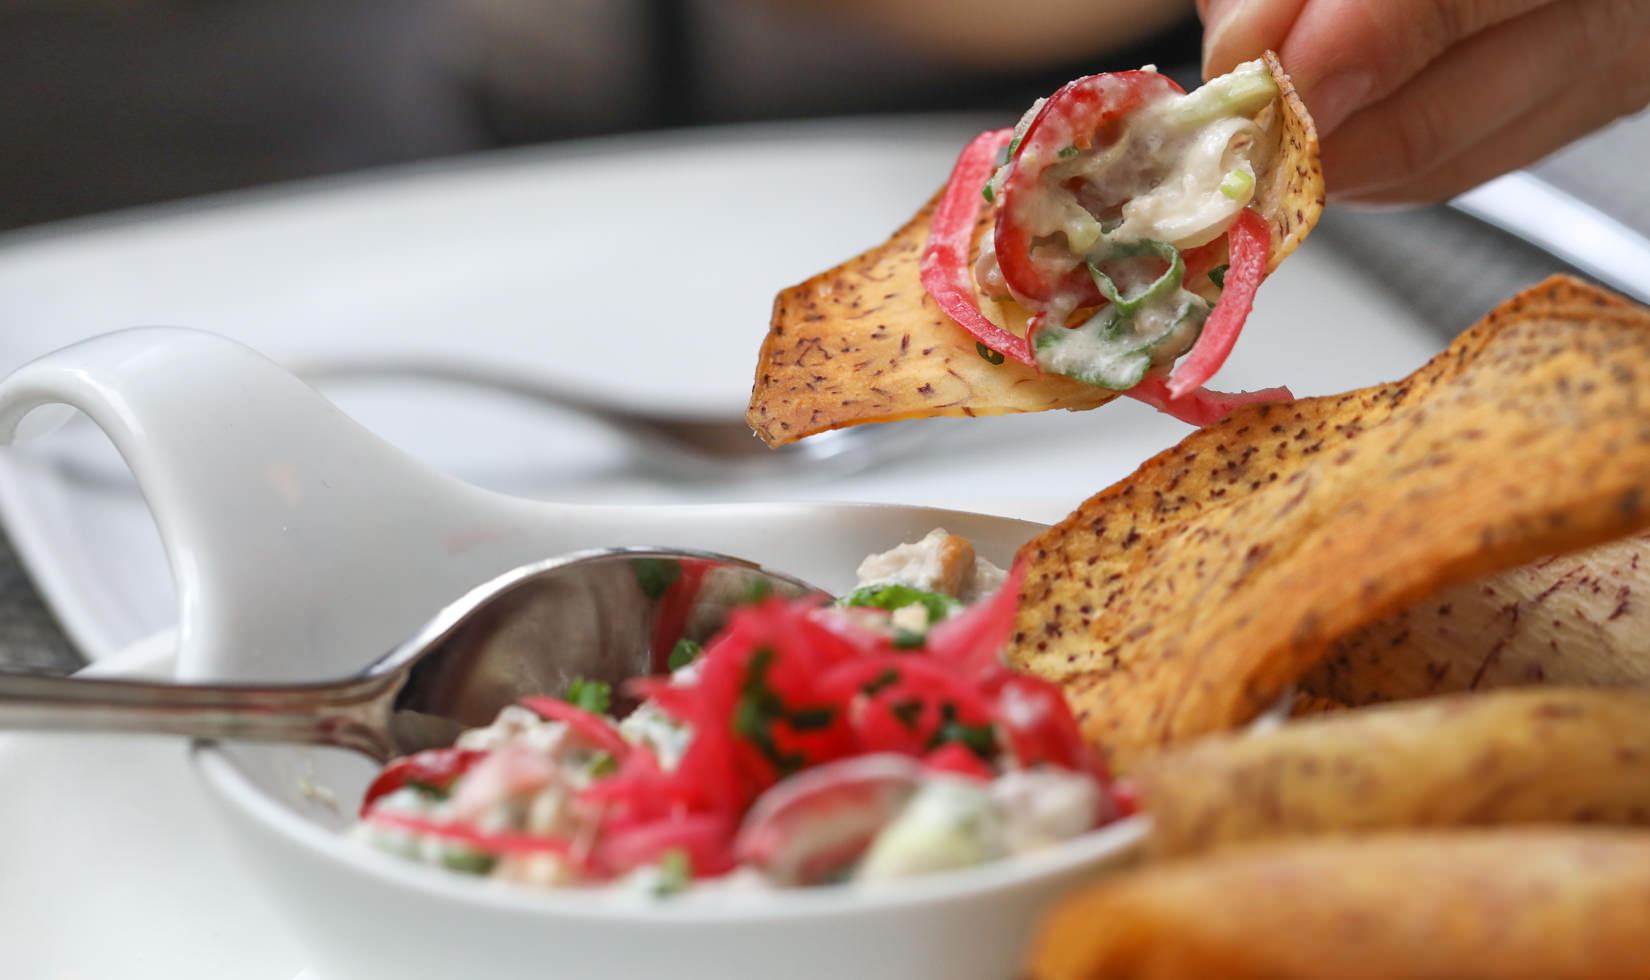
[1028,829,1650,980]
[1306,531,1650,703]
[1136,687,1650,859]
[1295,280,1650,706]
[1012,276,1650,771]
[747,52,1324,447]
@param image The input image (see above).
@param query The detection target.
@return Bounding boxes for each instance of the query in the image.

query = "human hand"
[1199,0,1650,203]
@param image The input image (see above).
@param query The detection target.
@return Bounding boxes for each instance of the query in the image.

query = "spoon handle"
[0,672,397,760]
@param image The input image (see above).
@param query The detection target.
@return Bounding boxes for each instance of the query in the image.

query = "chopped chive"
[588,751,619,778]
[1057,145,1080,159]
[981,182,996,204]
[1219,169,1254,200]
[975,341,1006,365]
[1209,264,1229,289]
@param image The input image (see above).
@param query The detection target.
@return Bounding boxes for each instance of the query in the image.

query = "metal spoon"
[0,547,813,762]
[291,357,939,483]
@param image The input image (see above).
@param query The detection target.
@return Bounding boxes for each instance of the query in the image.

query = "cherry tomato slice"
[1167,207,1271,396]
[358,747,487,815]
[995,71,1185,305]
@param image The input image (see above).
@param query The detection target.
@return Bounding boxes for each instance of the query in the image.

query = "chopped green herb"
[732,647,834,775]
[565,676,612,715]
[653,849,692,897]
[667,637,702,672]
[403,779,451,800]
[890,699,925,730]
[928,703,999,760]
[862,668,901,695]
[892,627,927,650]
[789,706,837,731]
[1209,264,1229,289]
[631,558,682,600]
[441,849,497,875]
[1057,145,1080,159]
[975,341,1006,365]
[743,575,774,604]
[587,751,620,778]
[1085,238,1184,318]
[839,583,961,624]
[980,182,996,204]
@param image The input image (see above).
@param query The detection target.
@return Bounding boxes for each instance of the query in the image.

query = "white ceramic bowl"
[0,328,1152,980]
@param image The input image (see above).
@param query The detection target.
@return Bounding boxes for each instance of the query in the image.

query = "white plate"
[0,117,1446,661]
[0,632,313,980]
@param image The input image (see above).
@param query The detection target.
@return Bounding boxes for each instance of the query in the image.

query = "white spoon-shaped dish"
[0,327,1150,980]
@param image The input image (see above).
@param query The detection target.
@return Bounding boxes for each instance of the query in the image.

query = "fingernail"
[1309,70,1374,137]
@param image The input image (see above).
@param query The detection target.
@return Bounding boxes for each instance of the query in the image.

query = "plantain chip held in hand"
[1028,830,1650,980]
[1012,276,1650,771]
[747,53,1324,446]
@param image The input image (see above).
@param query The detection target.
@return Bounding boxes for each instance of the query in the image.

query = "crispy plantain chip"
[1296,275,1650,706]
[1305,531,1650,704]
[1136,687,1650,859]
[747,52,1324,447]
[1012,276,1650,771]
[1028,830,1650,980]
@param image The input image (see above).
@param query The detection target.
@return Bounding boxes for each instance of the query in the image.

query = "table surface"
[3,109,1648,675]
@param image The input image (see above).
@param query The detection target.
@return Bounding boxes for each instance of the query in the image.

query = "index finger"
[1205,0,1555,134]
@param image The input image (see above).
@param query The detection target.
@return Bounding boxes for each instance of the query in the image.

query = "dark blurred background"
[0,0,1203,232]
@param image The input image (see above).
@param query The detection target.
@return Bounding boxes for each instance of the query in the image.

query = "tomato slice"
[1167,207,1271,396]
[358,747,487,815]
[1124,373,1292,427]
[994,71,1185,306]
[519,695,631,759]
[920,127,1033,365]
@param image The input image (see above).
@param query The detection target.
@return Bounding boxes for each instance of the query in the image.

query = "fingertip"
[1200,0,1309,80]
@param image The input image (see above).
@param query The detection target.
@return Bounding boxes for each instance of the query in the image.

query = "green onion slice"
[1086,238,1185,317]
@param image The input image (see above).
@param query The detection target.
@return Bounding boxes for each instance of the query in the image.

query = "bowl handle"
[0,327,514,683]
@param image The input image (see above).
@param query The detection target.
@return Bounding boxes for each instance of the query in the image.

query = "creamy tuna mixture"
[352,531,1117,896]
[977,59,1278,389]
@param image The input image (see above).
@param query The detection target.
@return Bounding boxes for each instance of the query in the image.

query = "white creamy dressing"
[1111,113,1264,249]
